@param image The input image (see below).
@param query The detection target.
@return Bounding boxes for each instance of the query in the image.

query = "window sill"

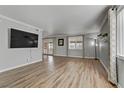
[117,55,124,61]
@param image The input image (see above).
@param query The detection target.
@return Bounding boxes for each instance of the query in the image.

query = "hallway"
[0,56,116,88]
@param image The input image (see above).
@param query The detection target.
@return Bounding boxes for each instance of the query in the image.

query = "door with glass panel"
[43,39,53,55]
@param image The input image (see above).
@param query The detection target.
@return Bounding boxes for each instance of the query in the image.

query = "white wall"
[0,15,42,72]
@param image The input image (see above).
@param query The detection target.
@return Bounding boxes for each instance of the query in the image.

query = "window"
[117,8,124,56]
[68,36,83,49]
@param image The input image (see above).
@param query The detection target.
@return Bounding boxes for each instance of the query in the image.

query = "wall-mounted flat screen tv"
[10,28,38,48]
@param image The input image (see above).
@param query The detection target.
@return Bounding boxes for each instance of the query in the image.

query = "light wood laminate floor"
[0,56,116,88]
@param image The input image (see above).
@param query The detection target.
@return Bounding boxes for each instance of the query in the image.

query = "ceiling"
[0,5,110,37]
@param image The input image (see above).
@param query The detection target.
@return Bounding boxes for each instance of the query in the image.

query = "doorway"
[43,39,54,55]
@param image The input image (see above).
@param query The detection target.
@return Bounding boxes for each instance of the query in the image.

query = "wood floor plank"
[0,56,116,88]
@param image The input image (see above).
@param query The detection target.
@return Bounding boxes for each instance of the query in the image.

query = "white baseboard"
[117,83,122,88]
[54,54,67,57]
[99,59,109,75]
[0,59,42,73]
[84,57,96,59]
[54,55,96,59]
[67,55,83,58]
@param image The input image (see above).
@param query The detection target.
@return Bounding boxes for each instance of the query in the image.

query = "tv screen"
[10,28,38,48]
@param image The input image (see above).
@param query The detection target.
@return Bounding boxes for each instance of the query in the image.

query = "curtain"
[108,8,117,85]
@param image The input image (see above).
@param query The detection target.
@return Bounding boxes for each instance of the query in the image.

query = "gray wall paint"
[0,16,42,72]
[98,19,110,71]
[117,57,124,87]
[84,37,96,58]
[54,36,67,56]
[68,49,83,58]
[52,35,96,58]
